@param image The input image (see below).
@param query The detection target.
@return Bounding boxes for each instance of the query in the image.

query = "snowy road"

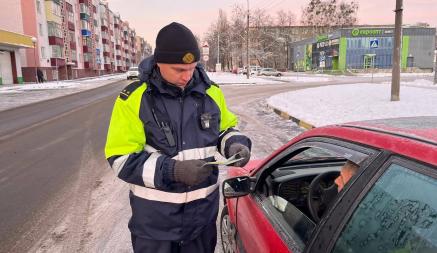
[0,81,311,253]
[1,72,433,252]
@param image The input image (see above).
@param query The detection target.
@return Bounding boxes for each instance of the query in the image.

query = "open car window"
[255,138,376,252]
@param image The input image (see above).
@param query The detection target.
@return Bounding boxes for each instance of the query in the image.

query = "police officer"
[105,22,251,253]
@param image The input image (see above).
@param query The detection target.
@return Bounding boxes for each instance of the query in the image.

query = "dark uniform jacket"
[104,56,251,241]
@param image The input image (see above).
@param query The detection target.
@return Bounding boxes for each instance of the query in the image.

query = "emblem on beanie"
[182,53,195,64]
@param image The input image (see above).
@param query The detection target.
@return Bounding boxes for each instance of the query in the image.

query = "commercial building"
[0,29,34,85]
[0,0,149,84]
[290,26,436,72]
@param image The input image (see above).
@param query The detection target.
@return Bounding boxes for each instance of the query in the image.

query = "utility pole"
[246,0,250,79]
[391,0,403,101]
[216,17,221,72]
[434,48,437,85]
[217,29,220,65]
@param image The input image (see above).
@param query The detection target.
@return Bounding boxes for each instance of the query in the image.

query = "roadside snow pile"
[274,75,331,82]
[399,79,437,88]
[206,72,282,85]
[0,82,79,93]
[356,72,434,77]
[267,82,437,127]
[0,74,125,94]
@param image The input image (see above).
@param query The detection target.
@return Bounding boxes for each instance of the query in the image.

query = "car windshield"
[129,67,138,71]
[285,147,344,165]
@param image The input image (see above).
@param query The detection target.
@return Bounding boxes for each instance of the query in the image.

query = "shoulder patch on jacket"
[119,81,143,100]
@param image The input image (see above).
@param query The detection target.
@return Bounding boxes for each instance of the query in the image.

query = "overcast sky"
[105,0,437,48]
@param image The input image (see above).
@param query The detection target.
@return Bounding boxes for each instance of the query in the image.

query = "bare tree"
[229,4,247,68]
[276,10,296,26]
[204,9,231,71]
[301,0,358,32]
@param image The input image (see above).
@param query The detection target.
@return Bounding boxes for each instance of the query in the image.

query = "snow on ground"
[396,78,437,88]
[206,72,281,85]
[206,72,333,84]
[270,75,331,82]
[355,71,434,77]
[0,74,127,111]
[0,73,126,94]
[267,80,437,127]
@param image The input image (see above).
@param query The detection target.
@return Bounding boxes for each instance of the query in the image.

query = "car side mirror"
[222,176,255,199]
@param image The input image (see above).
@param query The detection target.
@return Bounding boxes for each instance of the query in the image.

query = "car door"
[307,156,437,253]
[235,137,379,253]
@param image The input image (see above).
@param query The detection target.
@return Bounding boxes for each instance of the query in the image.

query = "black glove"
[173,159,213,186]
[228,143,251,167]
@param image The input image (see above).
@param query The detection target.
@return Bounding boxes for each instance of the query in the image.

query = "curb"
[268,105,316,130]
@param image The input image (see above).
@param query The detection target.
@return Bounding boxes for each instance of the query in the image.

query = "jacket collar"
[138,56,211,97]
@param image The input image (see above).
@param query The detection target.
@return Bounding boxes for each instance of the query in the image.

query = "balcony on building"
[50,58,66,67]
[81,29,91,37]
[83,37,92,53]
[101,18,108,30]
[70,41,76,50]
[80,12,90,21]
[101,32,109,44]
[68,21,75,31]
[48,36,63,46]
[79,0,91,5]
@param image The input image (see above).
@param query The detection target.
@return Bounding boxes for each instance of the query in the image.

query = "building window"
[36,0,41,14]
[79,3,89,14]
[47,22,63,38]
[39,23,43,36]
[69,32,75,42]
[71,50,77,61]
[81,20,89,30]
[51,1,62,17]
[68,11,74,23]
[41,46,46,58]
[51,45,63,58]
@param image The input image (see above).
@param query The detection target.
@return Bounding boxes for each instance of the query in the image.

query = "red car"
[220,117,437,253]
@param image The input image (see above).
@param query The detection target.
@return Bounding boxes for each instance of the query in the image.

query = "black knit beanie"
[154,22,200,64]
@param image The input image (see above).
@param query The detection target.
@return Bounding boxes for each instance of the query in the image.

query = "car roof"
[288,116,437,167]
[341,116,437,146]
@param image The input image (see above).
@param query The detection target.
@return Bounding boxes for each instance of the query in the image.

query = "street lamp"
[31,37,38,83]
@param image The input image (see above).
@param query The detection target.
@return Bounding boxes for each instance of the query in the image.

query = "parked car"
[221,116,437,253]
[126,67,139,80]
[242,65,262,75]
[258,68,282,77]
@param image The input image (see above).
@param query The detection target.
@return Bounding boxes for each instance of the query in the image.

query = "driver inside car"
[334,160,359,192]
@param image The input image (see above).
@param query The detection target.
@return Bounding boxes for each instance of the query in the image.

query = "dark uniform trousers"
[131,222,217,253]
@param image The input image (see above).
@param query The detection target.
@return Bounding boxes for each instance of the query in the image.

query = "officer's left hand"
[228,143,251,167]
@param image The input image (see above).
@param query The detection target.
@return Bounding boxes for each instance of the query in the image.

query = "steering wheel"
[307,171,340,222]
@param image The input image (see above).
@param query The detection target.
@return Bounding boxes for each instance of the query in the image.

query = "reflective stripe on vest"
[130,182,219,204]
[142,145,217,188]
[172,146,217,161]
[111,154,129,175]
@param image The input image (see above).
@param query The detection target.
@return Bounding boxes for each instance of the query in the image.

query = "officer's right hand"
[173,159,213,186]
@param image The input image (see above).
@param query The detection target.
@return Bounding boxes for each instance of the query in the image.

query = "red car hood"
[227,159,263,177]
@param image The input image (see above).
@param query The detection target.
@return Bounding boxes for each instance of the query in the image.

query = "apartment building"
[0,0,148,84]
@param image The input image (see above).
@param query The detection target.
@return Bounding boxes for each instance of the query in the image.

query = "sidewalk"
[0,74,127,111]
[267,79,437,129]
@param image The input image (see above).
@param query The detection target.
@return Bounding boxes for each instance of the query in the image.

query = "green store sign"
[316,35,329,42]
[351,28,383,37]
